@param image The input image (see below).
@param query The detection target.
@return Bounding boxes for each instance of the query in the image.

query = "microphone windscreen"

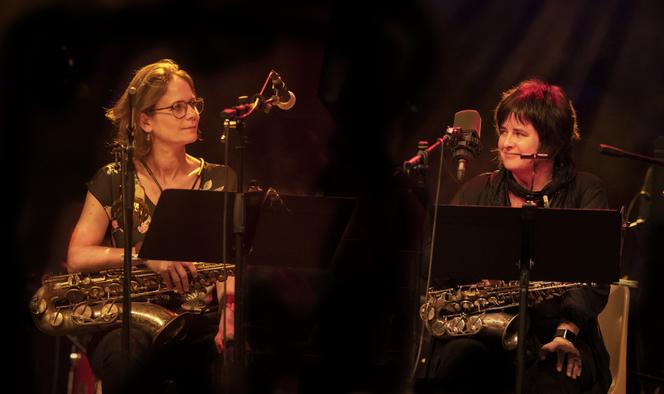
[453,110,482,137]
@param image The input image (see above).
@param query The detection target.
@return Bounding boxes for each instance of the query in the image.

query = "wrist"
[122,248,143,265]
[224,294,235,305]
[557,320,580,334]
[554,328,577,344]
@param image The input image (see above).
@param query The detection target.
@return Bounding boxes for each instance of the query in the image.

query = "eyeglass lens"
[173,99,204,118]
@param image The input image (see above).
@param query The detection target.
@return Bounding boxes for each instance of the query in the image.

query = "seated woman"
[66,59,236,394]
[421,79,611,393]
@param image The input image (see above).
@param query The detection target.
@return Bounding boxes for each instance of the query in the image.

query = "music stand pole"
[233,116,247,367]
[221,99,249,367]
[516,203,536,394]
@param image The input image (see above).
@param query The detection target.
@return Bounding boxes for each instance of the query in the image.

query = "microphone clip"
[447,127,481,158]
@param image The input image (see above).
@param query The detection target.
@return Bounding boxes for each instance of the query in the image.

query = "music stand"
[245,194,356,269]
[138,189,238,263]
[241,194,356,364]
[431,204,621,393]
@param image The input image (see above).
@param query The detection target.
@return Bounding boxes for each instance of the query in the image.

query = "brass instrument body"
[30,262,234,346]
[419,281,586,350]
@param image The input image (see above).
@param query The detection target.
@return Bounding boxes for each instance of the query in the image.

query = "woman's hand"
[144,260,197,293]
[479,279,505,287]
[215,299,235,353]
[539,336,582,379]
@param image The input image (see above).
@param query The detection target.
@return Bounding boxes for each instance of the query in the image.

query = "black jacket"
[449,168,612,393]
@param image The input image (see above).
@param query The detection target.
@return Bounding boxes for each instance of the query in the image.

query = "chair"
[597,284,630,394]
[67,344,103,394]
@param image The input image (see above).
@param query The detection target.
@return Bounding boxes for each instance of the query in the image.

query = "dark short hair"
[494,79,580,166]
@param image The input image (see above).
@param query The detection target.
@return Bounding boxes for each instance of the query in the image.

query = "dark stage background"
[3,0,663,393]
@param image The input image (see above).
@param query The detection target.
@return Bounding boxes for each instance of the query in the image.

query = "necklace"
[140,158,203,192]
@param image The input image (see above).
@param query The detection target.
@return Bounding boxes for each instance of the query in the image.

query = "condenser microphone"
[451,109,482,181]
[270,70,296,110]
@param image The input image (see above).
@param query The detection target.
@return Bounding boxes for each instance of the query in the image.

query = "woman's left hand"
[214,301,235,353]
[539,337,582,379]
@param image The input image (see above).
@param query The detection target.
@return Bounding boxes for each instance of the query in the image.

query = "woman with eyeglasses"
[66,59,236,394]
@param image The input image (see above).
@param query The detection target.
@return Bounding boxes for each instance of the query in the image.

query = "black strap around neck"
[140,158,204,193]
[504,165,576,207]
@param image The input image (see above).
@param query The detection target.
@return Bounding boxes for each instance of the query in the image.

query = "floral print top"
[87,158,237,247]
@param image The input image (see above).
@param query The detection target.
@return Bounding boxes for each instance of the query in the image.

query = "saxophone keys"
[447,316,466,334]
[100,303,120,321]
[88,286,103,299]
[49,310,65,327]
[30,292,47,315]
[130,280,140,292]
[431,319,447,337]
[65,288,85,304]
[106,283,122,296]
[427,305,436,321]
[72,304,93,322]
[467,315,483,333]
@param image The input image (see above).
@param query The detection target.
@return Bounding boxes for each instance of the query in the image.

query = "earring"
[145,133,151,142]
[197,128,204,141]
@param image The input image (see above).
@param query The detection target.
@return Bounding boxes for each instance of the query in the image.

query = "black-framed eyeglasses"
[148,98,204,119]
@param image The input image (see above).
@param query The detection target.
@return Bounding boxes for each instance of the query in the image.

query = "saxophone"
[419,281,587,350]
[30,262,234,347]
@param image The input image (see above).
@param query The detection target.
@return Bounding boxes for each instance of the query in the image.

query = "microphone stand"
[599,143,664,166]
[400,127,464,176]
[120,87,137,370]
[220,90,270,368]
[400,131,456,381]
[217,70,293,374]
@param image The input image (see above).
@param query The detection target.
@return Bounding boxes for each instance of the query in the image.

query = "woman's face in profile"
[141,76,200,147]
[498,112,541,174]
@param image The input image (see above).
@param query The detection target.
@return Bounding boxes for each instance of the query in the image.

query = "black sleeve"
[86,162,121,208]
[559,285,609,332]
[201,164,238,193]
[559,171,610,332]
[450,172,493,205]
[576,172,609,209]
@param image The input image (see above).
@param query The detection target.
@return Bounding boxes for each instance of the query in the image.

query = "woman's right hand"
[144,260,197,293]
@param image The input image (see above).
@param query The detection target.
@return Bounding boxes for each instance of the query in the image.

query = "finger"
[174,264,189,292]
[539,345,549,360]
[170,267,184,293]
[185,262,198,278]
[573,357,582,379]
[556,349,564,372]
[161,271,174,291]
[566,355,575,378]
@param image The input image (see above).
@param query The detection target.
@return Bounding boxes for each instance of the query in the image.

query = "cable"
[409,136,447,380]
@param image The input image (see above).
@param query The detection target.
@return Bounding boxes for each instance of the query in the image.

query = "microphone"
[450,109,482,181]
[270,70,296,110]
[504,152,550,159]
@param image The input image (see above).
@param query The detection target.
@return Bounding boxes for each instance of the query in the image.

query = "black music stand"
[242,194,356,350]
[431,204,621,393]
[245,194,356,269]
[138,189,240,263]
